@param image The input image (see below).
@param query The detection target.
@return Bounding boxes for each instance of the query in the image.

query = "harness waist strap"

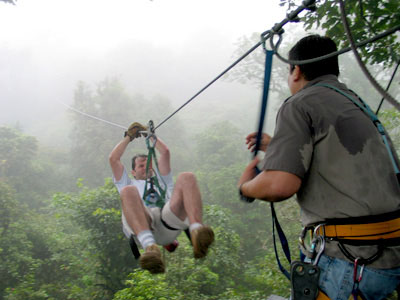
[318,217,400,240]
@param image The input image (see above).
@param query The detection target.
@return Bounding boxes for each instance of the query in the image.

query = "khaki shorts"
[122,201,189,246]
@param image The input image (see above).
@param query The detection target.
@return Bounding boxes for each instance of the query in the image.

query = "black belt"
[160,217,179,231]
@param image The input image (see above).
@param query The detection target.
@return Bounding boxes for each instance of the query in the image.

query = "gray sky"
[0,0,292,137]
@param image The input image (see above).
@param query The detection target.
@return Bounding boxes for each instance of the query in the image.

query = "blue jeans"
[317,254,400,300]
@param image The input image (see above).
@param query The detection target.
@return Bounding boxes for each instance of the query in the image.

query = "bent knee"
[175,172,197,188]
[120,185,140,199]
[177,172,196,181]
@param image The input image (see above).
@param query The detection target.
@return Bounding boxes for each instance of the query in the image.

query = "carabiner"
[313,235,325,266]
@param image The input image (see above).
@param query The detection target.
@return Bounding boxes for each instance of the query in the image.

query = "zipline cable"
[154,0,317,130]
[153,40,264,130]
[59,100,127,129]
[155,21,400,130]
[60,0,400,130]
[338,0,400,111]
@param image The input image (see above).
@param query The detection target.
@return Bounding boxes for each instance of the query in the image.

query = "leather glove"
[124,122,147,141]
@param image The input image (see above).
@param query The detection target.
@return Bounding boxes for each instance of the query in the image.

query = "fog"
[0,0,293,144]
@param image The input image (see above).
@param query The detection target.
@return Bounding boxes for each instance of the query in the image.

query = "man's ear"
[131,170,136,177]
[293,65,302,81]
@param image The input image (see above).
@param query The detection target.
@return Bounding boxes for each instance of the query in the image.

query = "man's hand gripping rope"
[125,122,148,141]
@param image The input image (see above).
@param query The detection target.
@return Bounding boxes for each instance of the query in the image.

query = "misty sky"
[0,0,294,138]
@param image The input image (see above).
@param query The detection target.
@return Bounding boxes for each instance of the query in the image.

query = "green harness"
[142,121,168,208]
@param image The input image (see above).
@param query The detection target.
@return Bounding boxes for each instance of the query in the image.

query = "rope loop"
[269,30,284,54]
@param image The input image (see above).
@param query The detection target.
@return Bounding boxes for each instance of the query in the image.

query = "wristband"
[239,183,255,203]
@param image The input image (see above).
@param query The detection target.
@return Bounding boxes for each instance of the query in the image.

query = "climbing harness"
[297,208,400,299]
[314,83,400,184]
[142,120,167,209]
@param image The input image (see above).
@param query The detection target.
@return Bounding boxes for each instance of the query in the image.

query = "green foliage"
[280,0,400,67]
[0,126,66,208]
[0,181,92,300]
[51,178,137,297]
[226,32,291,100]
[194,121,247,173]
[380,109,400,155]
[113,270,183,300]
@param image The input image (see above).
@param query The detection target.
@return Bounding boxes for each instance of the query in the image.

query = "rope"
[154,41,264,130]
[59,100,127,129]
[376,60,400,115]
[269,25,400,66]
[60,0,400,131]
[154,0,317,130]
[338,0,400,111]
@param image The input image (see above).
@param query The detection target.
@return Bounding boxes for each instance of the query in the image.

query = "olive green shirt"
[261,75,400,268]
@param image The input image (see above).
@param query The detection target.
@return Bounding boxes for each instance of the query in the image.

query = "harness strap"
[143,130,168,208]
[129,234,141,259]
[160,217,179,231]
[313,83,400,184]
[337,242,384,265]
[319,217,400,241]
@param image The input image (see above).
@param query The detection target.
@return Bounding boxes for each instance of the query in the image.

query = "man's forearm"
[109,136,131,163]
[153,136,171,175]
[240,170,301,202]
[154,137,169,156]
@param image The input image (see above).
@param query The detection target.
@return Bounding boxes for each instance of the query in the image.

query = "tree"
[0,126,56,207]
[113,270,184,300]
[52,178,137,298]
[380,109,400,154]
[226,32,292,99]
[279,0,400,67]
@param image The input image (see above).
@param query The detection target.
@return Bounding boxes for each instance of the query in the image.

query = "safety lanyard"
[254,46,292,280]
[314,83,400,183]
[143,134,167,208]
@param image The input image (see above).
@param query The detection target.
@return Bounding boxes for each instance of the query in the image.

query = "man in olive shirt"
[238,35,400,299]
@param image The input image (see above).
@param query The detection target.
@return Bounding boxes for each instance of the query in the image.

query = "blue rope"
[254,49,274,157]
[254,47,292,280]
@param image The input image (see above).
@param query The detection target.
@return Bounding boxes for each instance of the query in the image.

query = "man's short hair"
[131,154,147,170]
[288,34,339,81]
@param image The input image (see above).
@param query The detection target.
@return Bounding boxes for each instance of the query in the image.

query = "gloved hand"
[124,122,147,141]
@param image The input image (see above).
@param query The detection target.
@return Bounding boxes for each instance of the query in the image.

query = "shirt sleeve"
[261,99,314,179]
[113,167,131,194]
[157,171,174,199]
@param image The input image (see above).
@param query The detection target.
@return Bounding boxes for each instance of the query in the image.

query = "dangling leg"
[120,185,164,273]
[168,172,214,258]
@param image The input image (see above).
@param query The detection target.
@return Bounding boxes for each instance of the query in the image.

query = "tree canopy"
[279,0,400,67]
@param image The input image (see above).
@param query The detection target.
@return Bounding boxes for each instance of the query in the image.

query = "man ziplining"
[109,122,214,274]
